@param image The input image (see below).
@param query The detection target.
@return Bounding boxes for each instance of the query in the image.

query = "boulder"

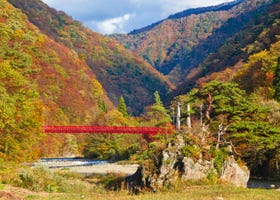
[220,157,250,187]
[125,166,145,194]
[182,158,213,180]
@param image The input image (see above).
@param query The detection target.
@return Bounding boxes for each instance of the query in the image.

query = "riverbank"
[57,163,139,175]
[1,160,280,200]
[33,158,139,175]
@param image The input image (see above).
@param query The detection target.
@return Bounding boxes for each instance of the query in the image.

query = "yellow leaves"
[91,78,104,99]
[91,45,106,60]
[13,29,24,38]
[235,40,280,93]
[103,110,130,126]
[37,34,45,44]
[78,53,87,60]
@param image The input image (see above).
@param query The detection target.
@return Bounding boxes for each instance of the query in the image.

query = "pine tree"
[118,96,128,118]
[145,91,171,126]
[273,57,280,102]
[154,91,163,106]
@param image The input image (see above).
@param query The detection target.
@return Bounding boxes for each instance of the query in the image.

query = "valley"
[0,0,280,198]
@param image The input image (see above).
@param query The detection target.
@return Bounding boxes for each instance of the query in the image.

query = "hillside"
[174,0,279,96]
[8,0,174,115]
[0,0,115,160]
[111,0,276,87]
[110,0,280,178]
[129,0,244,35]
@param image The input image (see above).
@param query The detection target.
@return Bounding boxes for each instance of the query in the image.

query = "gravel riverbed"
[33,158,139,175]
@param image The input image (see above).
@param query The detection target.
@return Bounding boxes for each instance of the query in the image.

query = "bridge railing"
[43,126,173,135]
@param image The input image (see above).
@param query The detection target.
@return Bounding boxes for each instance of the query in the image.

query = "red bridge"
[43,126,172,135]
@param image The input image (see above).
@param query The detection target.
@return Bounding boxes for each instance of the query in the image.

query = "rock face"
[125,136,250,193]
[125,166,145,194]
[182,158,213,180]
[220,157,250,187]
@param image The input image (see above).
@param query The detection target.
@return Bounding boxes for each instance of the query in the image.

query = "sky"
[41,0,234,35]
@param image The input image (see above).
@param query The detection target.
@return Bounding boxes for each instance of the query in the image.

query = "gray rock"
[182,158,213,180]
[220,157,250,187]
[125,137,250,193]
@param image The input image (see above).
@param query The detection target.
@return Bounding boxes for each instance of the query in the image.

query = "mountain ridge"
[129,0,244,35]
[8,0,174,115]
[111,0,276,87]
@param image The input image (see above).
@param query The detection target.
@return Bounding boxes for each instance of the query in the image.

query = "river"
[248,179,280,189]
[33,157,139,175]
[34,157,108,169]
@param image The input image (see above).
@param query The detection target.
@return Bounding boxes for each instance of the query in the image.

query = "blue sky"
[41,0,234,34]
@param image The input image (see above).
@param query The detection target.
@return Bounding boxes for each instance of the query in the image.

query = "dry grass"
[6,185,278,200]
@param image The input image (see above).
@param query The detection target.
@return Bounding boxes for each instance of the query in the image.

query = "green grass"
[1,163,279,200]
[23,185,280,200]
[0,183,5,190]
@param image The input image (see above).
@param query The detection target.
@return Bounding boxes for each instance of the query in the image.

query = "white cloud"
[41,0,236,34]
[88,14,134,34]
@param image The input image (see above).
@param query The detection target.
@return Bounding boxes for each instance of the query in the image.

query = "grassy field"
[10,185,279,200]
[1,164,279,200]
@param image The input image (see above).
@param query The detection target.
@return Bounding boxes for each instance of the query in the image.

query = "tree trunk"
[200,104,206,132]
[205,93,213,122]
[186,103,192,128]
[216,123,223,150]
[176,102,181,131]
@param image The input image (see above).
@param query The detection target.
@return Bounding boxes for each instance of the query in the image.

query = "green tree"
[0,61,43,162]
[190,81,280,177]
[144,91,171,126]
[118,96,128,118]
[154,91,163,106]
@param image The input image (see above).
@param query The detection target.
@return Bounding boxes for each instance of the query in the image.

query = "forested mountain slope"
[0,0,114,160]
[111,0,280,178]
[111,0,276,87]
[174,0,279,96]
[8,0,174,115]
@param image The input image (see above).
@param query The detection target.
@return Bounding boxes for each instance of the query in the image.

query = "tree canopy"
[189,81,280,177]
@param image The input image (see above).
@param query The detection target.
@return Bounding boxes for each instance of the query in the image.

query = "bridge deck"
[43,126,172,135]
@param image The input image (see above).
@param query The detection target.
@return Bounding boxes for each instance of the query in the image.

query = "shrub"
[99,173,125,191]
[181,145,200,160]
[16,166,87,193]
[213,149,228,175]
[18,166,61,192]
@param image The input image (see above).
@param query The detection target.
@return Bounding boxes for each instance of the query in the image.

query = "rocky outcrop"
[182,158,213,180]
[220,157,250,187]
[125,136,250,193]
[125,166,145,194]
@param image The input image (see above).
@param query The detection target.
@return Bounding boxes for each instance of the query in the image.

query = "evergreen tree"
[145,91,171,126]
[273,57,280,102]
[118,96,128,118]
[154,91,163,106]
[190,81,280,176]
